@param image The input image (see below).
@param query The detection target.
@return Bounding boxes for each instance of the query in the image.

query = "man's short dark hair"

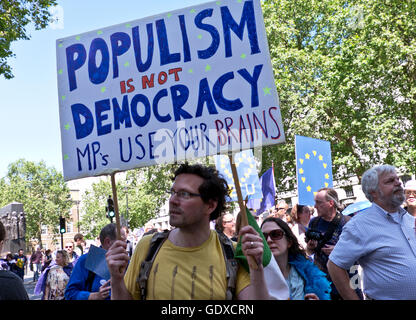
[74,233,84,242]
[173,163,229,221]
[99,223,117,244]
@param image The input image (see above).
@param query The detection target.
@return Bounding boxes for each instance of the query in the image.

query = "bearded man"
[328,165,416,300]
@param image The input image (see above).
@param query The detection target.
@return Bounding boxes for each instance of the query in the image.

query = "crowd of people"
[1,163,416,300]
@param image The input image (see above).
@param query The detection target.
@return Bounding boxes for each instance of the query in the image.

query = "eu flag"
[214,150,263,202]
[295,135,333,205]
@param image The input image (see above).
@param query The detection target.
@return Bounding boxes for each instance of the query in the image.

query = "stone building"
[0,202,26,256]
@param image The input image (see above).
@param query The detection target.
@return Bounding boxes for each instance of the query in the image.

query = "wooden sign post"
[228,154,258,270]
[110,172,122,240]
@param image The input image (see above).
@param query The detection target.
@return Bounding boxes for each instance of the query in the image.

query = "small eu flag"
[295,135,333,205]
[214,150,262,202]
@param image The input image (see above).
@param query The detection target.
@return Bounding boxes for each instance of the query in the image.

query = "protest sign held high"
[57,0,285,181]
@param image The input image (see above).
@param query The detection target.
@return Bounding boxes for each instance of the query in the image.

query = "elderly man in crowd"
[404,179,416,217]
[215,213,236,240]
[271,201,289,221]
[328,165,416,300]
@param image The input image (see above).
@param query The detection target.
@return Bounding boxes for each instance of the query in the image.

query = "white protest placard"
[57,0,285,181]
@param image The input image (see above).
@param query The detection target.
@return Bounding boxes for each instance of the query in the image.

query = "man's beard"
[378,187,405,208]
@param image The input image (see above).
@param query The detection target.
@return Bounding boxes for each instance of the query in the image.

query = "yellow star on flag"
[306,185,311,192]
[305,153,310,159]
[323,163,327,168]
[299,159,304,164]
[325,173,329,179]
[299,168,304,174]
[301,177,306,183]
[312,150,317,156]
[319,155,323,161]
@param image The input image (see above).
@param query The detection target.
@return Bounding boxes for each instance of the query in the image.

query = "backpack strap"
[216,231,239,300]
[136,230,170,300]
[136,230,239,300]
[316,211,343,253]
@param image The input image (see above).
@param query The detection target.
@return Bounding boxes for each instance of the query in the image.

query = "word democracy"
[72,64,263,140]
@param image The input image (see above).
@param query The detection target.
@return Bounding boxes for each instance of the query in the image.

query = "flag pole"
[228,153,259,270]
[110,172,122,240]
[271,160,276,205]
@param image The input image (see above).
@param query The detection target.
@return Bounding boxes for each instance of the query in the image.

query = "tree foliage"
[0,159,72,243]
[0,0,57,79]
[260,0,416,191]
[79,164,174,239]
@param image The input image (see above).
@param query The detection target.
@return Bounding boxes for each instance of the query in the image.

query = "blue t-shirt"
[307,214,362,298]
[307,215,346,273]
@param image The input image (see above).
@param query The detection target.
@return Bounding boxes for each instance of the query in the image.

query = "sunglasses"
[262,229,285,241]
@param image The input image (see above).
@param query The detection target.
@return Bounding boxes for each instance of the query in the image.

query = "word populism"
[65,1,260,92]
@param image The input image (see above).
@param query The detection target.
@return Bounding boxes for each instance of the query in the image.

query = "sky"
[0,0,210,178]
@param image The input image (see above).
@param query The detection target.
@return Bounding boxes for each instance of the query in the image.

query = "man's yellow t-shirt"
[124,230,251,300]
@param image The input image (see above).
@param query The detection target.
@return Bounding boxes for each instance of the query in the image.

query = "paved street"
[23,269,42,300]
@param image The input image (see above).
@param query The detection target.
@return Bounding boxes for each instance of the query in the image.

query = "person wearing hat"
[404,180,416,217]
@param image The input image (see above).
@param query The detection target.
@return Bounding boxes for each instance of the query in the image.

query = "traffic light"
[106,196,115,222]
[59,217,66,234]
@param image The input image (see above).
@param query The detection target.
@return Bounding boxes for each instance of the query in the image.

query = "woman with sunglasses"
[261,217,331,300]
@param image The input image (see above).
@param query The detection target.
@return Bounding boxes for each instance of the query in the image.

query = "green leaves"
[261,0,416,187]
[0,159,71,243]
[0,0,57,79]
[79,164,174,238]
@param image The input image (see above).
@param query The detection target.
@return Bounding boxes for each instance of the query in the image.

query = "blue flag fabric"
[295,135,333,206]
[246,167,276,216]
[214,150,262,202]
[84,245,110,280]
